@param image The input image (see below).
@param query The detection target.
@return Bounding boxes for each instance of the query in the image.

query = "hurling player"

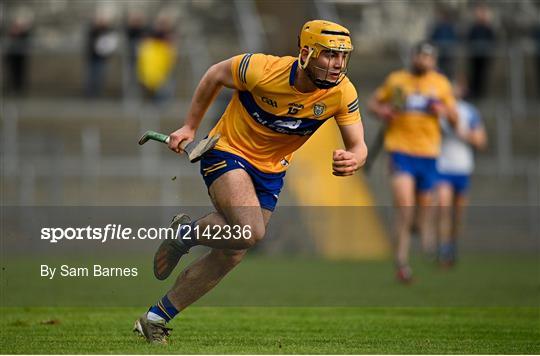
[368,42,457,283]
[134,20,368,343]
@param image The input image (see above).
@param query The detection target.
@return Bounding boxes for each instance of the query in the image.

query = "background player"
[368,41,457,283]
[134,20,368,343]
[436,83,487,267]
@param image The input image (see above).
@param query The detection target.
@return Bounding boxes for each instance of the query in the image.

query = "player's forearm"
[348,142,368,168]
[367,96,384,119]
[357,143,369,167]
[368,96,394,122]
[338,122,368,171]
[445,106,458,127]
[467,129,488,150]
[184,66,224,131]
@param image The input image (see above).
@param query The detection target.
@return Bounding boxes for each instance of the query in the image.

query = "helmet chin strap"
[298,48,345,89]
[298,48,314,70]
[306,67,339,89]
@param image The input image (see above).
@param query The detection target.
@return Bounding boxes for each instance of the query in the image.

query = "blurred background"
[1,0,539,263]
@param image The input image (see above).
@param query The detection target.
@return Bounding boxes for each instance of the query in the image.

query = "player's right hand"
[378,104,397,122]
[168,126,195,154]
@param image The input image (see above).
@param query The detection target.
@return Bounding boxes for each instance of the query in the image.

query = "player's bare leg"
[452,194,467,240]
[165,169,270,309]
[137,169,272,343]
[447,194,468,264]
[437,182,454,243]
[153,169,266,280]
[167,209,273,311]
[417,190,436,258]
[437,184,468,266]
[437,182,453,266]
[194,169,267,250]
[392,173,415,282]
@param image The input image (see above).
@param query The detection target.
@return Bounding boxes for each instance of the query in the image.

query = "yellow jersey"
[208,53,361,173]
[375,69,455,157]
[137,38,176,91]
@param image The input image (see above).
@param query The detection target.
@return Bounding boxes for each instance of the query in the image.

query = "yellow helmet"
[298,20,353,68]
[297,20,353,88]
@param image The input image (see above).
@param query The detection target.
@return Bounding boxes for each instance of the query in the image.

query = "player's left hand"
[332,149,359,176]
[429,100,446,117]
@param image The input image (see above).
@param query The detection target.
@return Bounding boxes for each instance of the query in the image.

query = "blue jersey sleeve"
[467,104,482,130]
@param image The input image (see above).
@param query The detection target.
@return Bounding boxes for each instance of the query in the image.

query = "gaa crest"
[313,102,326,117]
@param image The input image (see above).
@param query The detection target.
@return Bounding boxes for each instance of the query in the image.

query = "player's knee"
[250,221,266,245]
[223,249,247,266]
[238,222,265,249]
[397,205,414,218]
[212,248,247,267]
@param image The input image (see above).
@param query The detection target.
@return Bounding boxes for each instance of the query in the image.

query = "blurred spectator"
[85,11,119,97]
[436,82,487,267]
[533,23,540,94]
[136,14,177,104]
[428,5,458,79]
[465,3,496,100]
[4,14,33,96]
[125,10,148,84]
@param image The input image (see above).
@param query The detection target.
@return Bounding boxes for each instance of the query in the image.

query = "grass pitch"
[1,254,539,353]
[1,307,538,354]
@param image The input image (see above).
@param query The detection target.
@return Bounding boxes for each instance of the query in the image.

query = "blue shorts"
[436,173,470,195]
[389,151,437,192]
[200,149,285,211]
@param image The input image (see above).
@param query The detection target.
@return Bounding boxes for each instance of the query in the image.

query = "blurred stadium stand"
[1,0,538,255]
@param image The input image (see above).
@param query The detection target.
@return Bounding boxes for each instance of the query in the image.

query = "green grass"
[1,307,538,354]
[1,254,539,353]
[2,253,539,307]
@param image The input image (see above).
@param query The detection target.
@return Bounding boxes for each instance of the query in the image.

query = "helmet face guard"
[298,20,353,89]
[299,47,351,89]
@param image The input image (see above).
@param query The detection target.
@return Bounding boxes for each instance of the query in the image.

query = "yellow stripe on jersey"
[375,69,456,157]
[210,53,362,173]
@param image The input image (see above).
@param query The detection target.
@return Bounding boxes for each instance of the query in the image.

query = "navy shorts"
[200,149,285,211]
[389,151,438,192]
[436,173,470,195]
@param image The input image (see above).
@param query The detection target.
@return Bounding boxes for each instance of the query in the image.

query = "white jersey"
[437,100,482,175]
